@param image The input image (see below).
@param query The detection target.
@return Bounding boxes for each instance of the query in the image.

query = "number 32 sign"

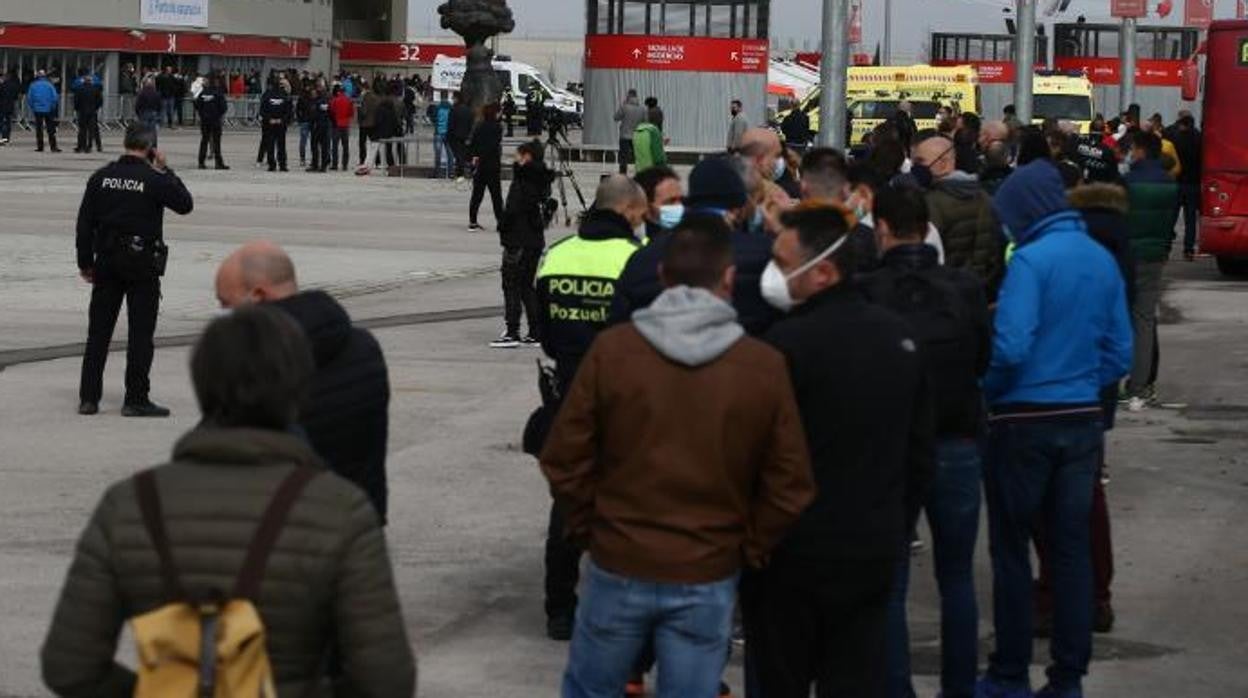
[398,44,422,62]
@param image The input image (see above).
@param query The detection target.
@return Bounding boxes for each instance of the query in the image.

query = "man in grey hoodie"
[541,214,814,698]
[614,89,648,175]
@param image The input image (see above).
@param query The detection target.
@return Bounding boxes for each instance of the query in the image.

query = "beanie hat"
[686,156,748,211]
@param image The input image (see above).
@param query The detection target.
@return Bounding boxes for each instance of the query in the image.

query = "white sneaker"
[489,334,521,349]
[1126,396,1149,413]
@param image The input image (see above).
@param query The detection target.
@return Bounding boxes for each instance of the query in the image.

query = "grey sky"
[408,0,1233,47]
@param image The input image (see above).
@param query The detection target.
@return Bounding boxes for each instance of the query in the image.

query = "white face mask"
[760,235,850,312]
[658,203,685,230]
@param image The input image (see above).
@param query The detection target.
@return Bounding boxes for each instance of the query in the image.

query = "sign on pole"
[1110,0,1148,18]
[849,0,863,45]
[140,0,209,28]
[1184,0,1214,28]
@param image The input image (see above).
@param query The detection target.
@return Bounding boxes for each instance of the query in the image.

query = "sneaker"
[455,175,465,183]
[78,401,99,416]
[120,400,171,418]
[215,164,230,170]
[1126,396,1148,413]
[279,166,289,173]
[546,613,573,641]
[975,677,1032,698]
[910,536,926,554]
[489,334,521,349]
[625,675,646,697]
[467,223,484,231]
[521,335,541,347]
[718,682,732,698]
[1184,251,1196,262]
[268,165,277,172]
[0,137,9,145]
[198,163,207,170]
[1094,602,1115,634]
[1035,686,1082,698]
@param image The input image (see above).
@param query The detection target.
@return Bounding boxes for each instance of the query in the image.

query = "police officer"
[76,124,194,417]
[259,78,293,172]
[533,174,647,640]
[195,74,229,170]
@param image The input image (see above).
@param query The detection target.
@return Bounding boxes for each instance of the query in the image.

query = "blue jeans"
[563,560,737,698]
[887,438,982,698]
[298,122,311,162]
[140,111,161,145]
[162,97,176,126]
[434,134,455,178]
[984,417,1101,692]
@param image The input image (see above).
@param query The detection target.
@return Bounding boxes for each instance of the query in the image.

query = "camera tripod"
[544,131,588,227]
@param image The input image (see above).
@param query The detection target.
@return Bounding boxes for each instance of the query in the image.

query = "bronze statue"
[437,0,516,111]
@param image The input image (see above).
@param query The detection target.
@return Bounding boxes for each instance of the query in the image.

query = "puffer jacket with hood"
[540,286,814,584]
[924,171,1004,297]
[40,428,416,698]
[987,161,1133,407]
[272,291,391,523]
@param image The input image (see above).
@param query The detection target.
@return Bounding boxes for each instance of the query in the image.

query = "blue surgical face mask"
[772,156,787,181]
[658,203,685,230]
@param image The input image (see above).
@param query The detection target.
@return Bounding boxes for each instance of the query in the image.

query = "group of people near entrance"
[38,88,1196,696]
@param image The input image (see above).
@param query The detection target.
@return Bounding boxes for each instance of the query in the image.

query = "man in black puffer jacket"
[214,241,392,522]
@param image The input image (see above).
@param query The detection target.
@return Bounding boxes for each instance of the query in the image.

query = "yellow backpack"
[130,467,319,698]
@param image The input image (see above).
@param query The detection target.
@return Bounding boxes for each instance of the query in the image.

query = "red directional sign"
[339,41,465,66]
[1110,0,1148,18]
[585,35,769,74]
[0,22,308,58]
[1184,0,1214,28]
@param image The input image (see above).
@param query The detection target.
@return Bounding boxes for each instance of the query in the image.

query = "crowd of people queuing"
[35,70,1197,694]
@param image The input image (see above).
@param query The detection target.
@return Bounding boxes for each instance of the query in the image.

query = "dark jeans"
[470,167,504,225]
[77,113,101,153]
[34,112,58,150]
[331,127,350,169]
[1035,455,1114,610]
[79,274,160,405]
[545,502,583,620]
[358,126,372,166]
[618,138,635,174]
[1178,182,1201,254]
[260,123,288,169]
[310,125,331,170]
[562,560,737,698]
[162,96,176,126]
[887,438,982,698]
[449,138,468,177]
[198,122,224,166]
[140,111,160,146]
[501,246,541,338]
[984,417,1101,692]
[743,557,895,697]
[0,109,11,140]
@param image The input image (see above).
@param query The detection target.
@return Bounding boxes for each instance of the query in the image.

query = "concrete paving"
[2,128,1248,697]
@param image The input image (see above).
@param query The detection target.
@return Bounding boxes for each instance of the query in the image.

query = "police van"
[431,55,584,123]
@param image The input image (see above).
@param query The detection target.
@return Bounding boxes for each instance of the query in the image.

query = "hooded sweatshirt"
[925,170,1003,296]
[633,286,745,367]
[986,161,1134,410]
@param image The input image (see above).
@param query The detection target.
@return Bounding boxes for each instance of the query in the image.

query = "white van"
[431,55,583,122]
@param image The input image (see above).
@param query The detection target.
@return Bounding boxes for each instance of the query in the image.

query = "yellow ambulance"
[774,65,980,144]
[1032,72,1097,134]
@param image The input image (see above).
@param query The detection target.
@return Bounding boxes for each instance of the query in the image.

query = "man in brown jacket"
[41,306,416,697]
[541,215,815,698]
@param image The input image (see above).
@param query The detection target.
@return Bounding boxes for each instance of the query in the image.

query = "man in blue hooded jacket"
[27,70,61,153]
[977,160,1132,698]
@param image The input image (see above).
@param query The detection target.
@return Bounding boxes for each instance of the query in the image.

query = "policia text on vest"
[76,151,194,416]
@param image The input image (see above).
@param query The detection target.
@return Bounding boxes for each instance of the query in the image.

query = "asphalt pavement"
[1,127,1246,697]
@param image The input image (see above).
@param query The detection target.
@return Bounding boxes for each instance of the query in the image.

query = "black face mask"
[911,164,934,190]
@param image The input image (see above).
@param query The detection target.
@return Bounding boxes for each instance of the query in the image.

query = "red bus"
[1186,21,1248,276]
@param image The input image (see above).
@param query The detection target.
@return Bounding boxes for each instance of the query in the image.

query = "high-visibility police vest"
[536,233,639,369]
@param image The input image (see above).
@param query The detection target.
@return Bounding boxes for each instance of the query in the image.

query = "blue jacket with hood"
[27,77,59,114]
[986,160,1133,407]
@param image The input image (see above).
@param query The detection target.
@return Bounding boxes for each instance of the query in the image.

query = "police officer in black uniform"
[259,78,293,172]
[76,124,194,417]
[195,74,229,170]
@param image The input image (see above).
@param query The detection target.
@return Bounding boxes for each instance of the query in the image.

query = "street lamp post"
[1121,16,1138,116]
[1013,0,1037,124]
[883,0,893,65]
[818,0,850,148]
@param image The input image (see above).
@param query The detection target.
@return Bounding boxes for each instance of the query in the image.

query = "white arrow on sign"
[632,48,642,59]
[731,52,739,61]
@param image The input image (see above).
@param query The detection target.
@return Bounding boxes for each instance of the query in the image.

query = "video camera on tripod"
[541,107,587,226]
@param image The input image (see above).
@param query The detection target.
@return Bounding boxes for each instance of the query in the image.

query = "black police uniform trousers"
[469,165,504,226]
[79,271,160,405]
[741,556,895,697]
[198,121,225,167]
[310,123,331,171]
[260,122,288,169]
[34,112,58,151]
[77,113,101,153]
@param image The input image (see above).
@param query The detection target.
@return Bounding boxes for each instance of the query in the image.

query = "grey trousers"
[1127,261,1165,394]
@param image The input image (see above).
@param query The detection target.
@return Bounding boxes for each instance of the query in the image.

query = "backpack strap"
[233,467,320,601]
[134,470,187,602]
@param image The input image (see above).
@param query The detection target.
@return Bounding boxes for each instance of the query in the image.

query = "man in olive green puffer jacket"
[1123,130,1179,409]
[41,306,417,698]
